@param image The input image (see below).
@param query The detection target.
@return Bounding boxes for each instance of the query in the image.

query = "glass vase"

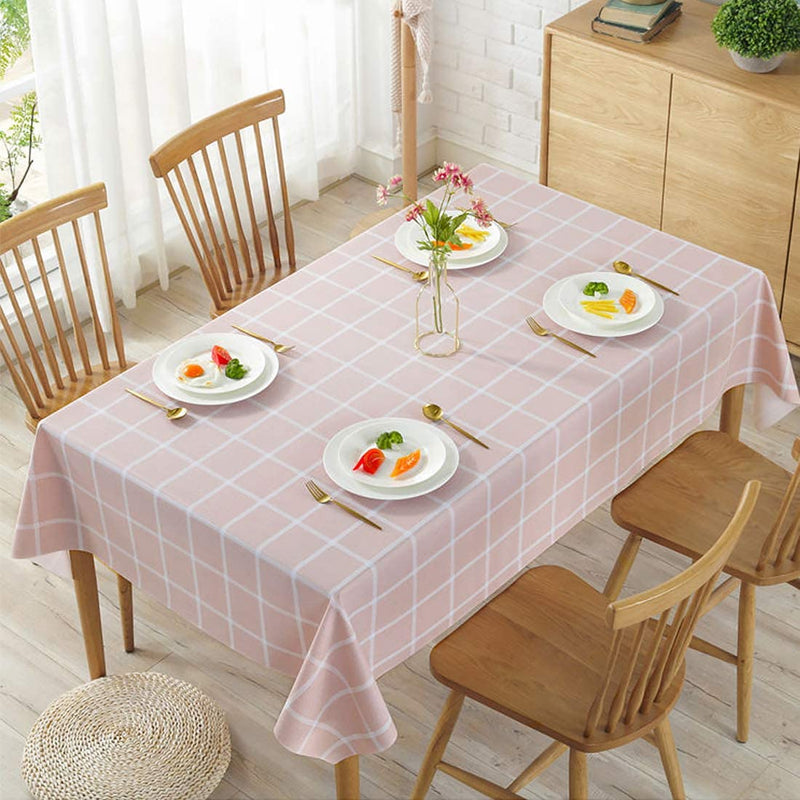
[415,249,460,357]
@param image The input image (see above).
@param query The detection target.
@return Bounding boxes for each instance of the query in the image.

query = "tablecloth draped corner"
[273,601,397,763]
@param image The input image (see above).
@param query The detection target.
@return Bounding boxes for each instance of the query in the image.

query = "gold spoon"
[613,260,680,296]
[231,324,295,353]
[422,403,490,449]
[372,255,428,282]
[125,389,187,420]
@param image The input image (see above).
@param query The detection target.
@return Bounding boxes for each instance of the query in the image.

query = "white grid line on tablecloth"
[20,250,792,624]
[19,255,794,663]
[14,164,799,762]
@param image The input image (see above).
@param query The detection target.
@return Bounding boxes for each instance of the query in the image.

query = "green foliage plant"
[0,91,40,203]
[0,182,11,222]
[0,0,40,208]
[712,0,800,59]
[0,0,30,79]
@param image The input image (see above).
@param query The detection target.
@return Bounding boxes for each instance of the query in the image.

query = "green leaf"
[425,199,439,224]
[711,0,800,58]
[0,0,30,80]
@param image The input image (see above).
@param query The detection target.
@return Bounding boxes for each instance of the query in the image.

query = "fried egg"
[175,357,223,388]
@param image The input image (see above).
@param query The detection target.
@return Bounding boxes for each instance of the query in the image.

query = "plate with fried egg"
[152,333,279,405]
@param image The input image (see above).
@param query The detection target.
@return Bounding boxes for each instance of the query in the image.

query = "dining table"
[12,164,800,799]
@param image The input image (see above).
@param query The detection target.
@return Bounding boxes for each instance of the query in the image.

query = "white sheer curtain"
[28,0,357,307]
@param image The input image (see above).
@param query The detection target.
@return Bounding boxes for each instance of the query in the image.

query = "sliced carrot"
[390,449,421,478]
[433,240,473,251]
[619,289,637,314]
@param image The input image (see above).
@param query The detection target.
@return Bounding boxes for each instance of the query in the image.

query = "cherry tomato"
[353,448,385,475]
[211,345,232,366]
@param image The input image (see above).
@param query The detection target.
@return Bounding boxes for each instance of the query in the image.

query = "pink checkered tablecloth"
[12,165,799,763]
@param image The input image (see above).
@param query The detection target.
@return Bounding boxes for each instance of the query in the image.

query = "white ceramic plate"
[557,272,656,327]
[394,221,508,270]
[338,419,447,488]
[153,333,279,405]
[162,333,267,396]
[323,417,459,500]
[543,277,665,338]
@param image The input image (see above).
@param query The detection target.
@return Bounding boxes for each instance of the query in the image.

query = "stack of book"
[591,0,682,43]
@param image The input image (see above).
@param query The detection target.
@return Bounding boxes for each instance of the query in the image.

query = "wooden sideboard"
[541,0,800,354]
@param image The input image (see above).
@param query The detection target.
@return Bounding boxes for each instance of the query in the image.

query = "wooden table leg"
[719,385,745,440]
[117,573,135,652]
[335,755,360,800]
[69,550,106,679]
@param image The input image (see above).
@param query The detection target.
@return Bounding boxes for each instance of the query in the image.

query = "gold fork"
[231,324,295,353]
[305,480,382,530]
[526,316,596,358]
[372,255,428,282]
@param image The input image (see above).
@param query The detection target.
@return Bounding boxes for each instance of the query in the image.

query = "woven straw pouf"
[21,672,231,800]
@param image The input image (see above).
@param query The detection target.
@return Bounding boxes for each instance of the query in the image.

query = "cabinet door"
[662,76,800,304]
[781,179,800,348]
[545,36,671,229]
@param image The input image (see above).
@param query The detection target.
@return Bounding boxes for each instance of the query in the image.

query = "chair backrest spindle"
[200,145,241,286]
[757,440,800,570]
[51,226,92,375]
[253,122,280,268]
[0,183,129,431]
[583,481,761,739]
[150,89,295,317]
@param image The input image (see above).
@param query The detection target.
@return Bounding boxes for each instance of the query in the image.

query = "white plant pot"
[9,197,30,216]
[728,50,787,73]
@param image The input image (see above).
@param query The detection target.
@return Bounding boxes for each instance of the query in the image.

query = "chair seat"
[430,565,682,753]
[612,431,800,585]
[26,362,132,433]
[210,270,289,318]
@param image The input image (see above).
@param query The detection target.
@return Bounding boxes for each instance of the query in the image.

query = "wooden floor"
[1,175,799,800]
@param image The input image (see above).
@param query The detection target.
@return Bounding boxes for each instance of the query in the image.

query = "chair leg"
[508,740,568,792]
[568,749,587,800]
[653,719,686,800]
[117,573,135,652]
[603,533,642,600]
[736,582,756,743]
[412,690,465,800]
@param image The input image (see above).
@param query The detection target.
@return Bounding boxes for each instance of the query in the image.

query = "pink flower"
[442,162,461,178]
[405,202,424,222]
[433,167,448,183]
[455,172,474,193]
[376,184,389,207]
[388,174,403,188]
[470,196,493,227]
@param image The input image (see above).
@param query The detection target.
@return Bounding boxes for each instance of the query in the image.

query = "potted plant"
[711,0,800,73]
[0,92,40,217]
[0,0,40,219]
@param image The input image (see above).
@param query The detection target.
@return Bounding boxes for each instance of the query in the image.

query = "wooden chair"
[150,90,295,318]
[0,182,135,653]
[412,481,761,800]
[604,430,800,744]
